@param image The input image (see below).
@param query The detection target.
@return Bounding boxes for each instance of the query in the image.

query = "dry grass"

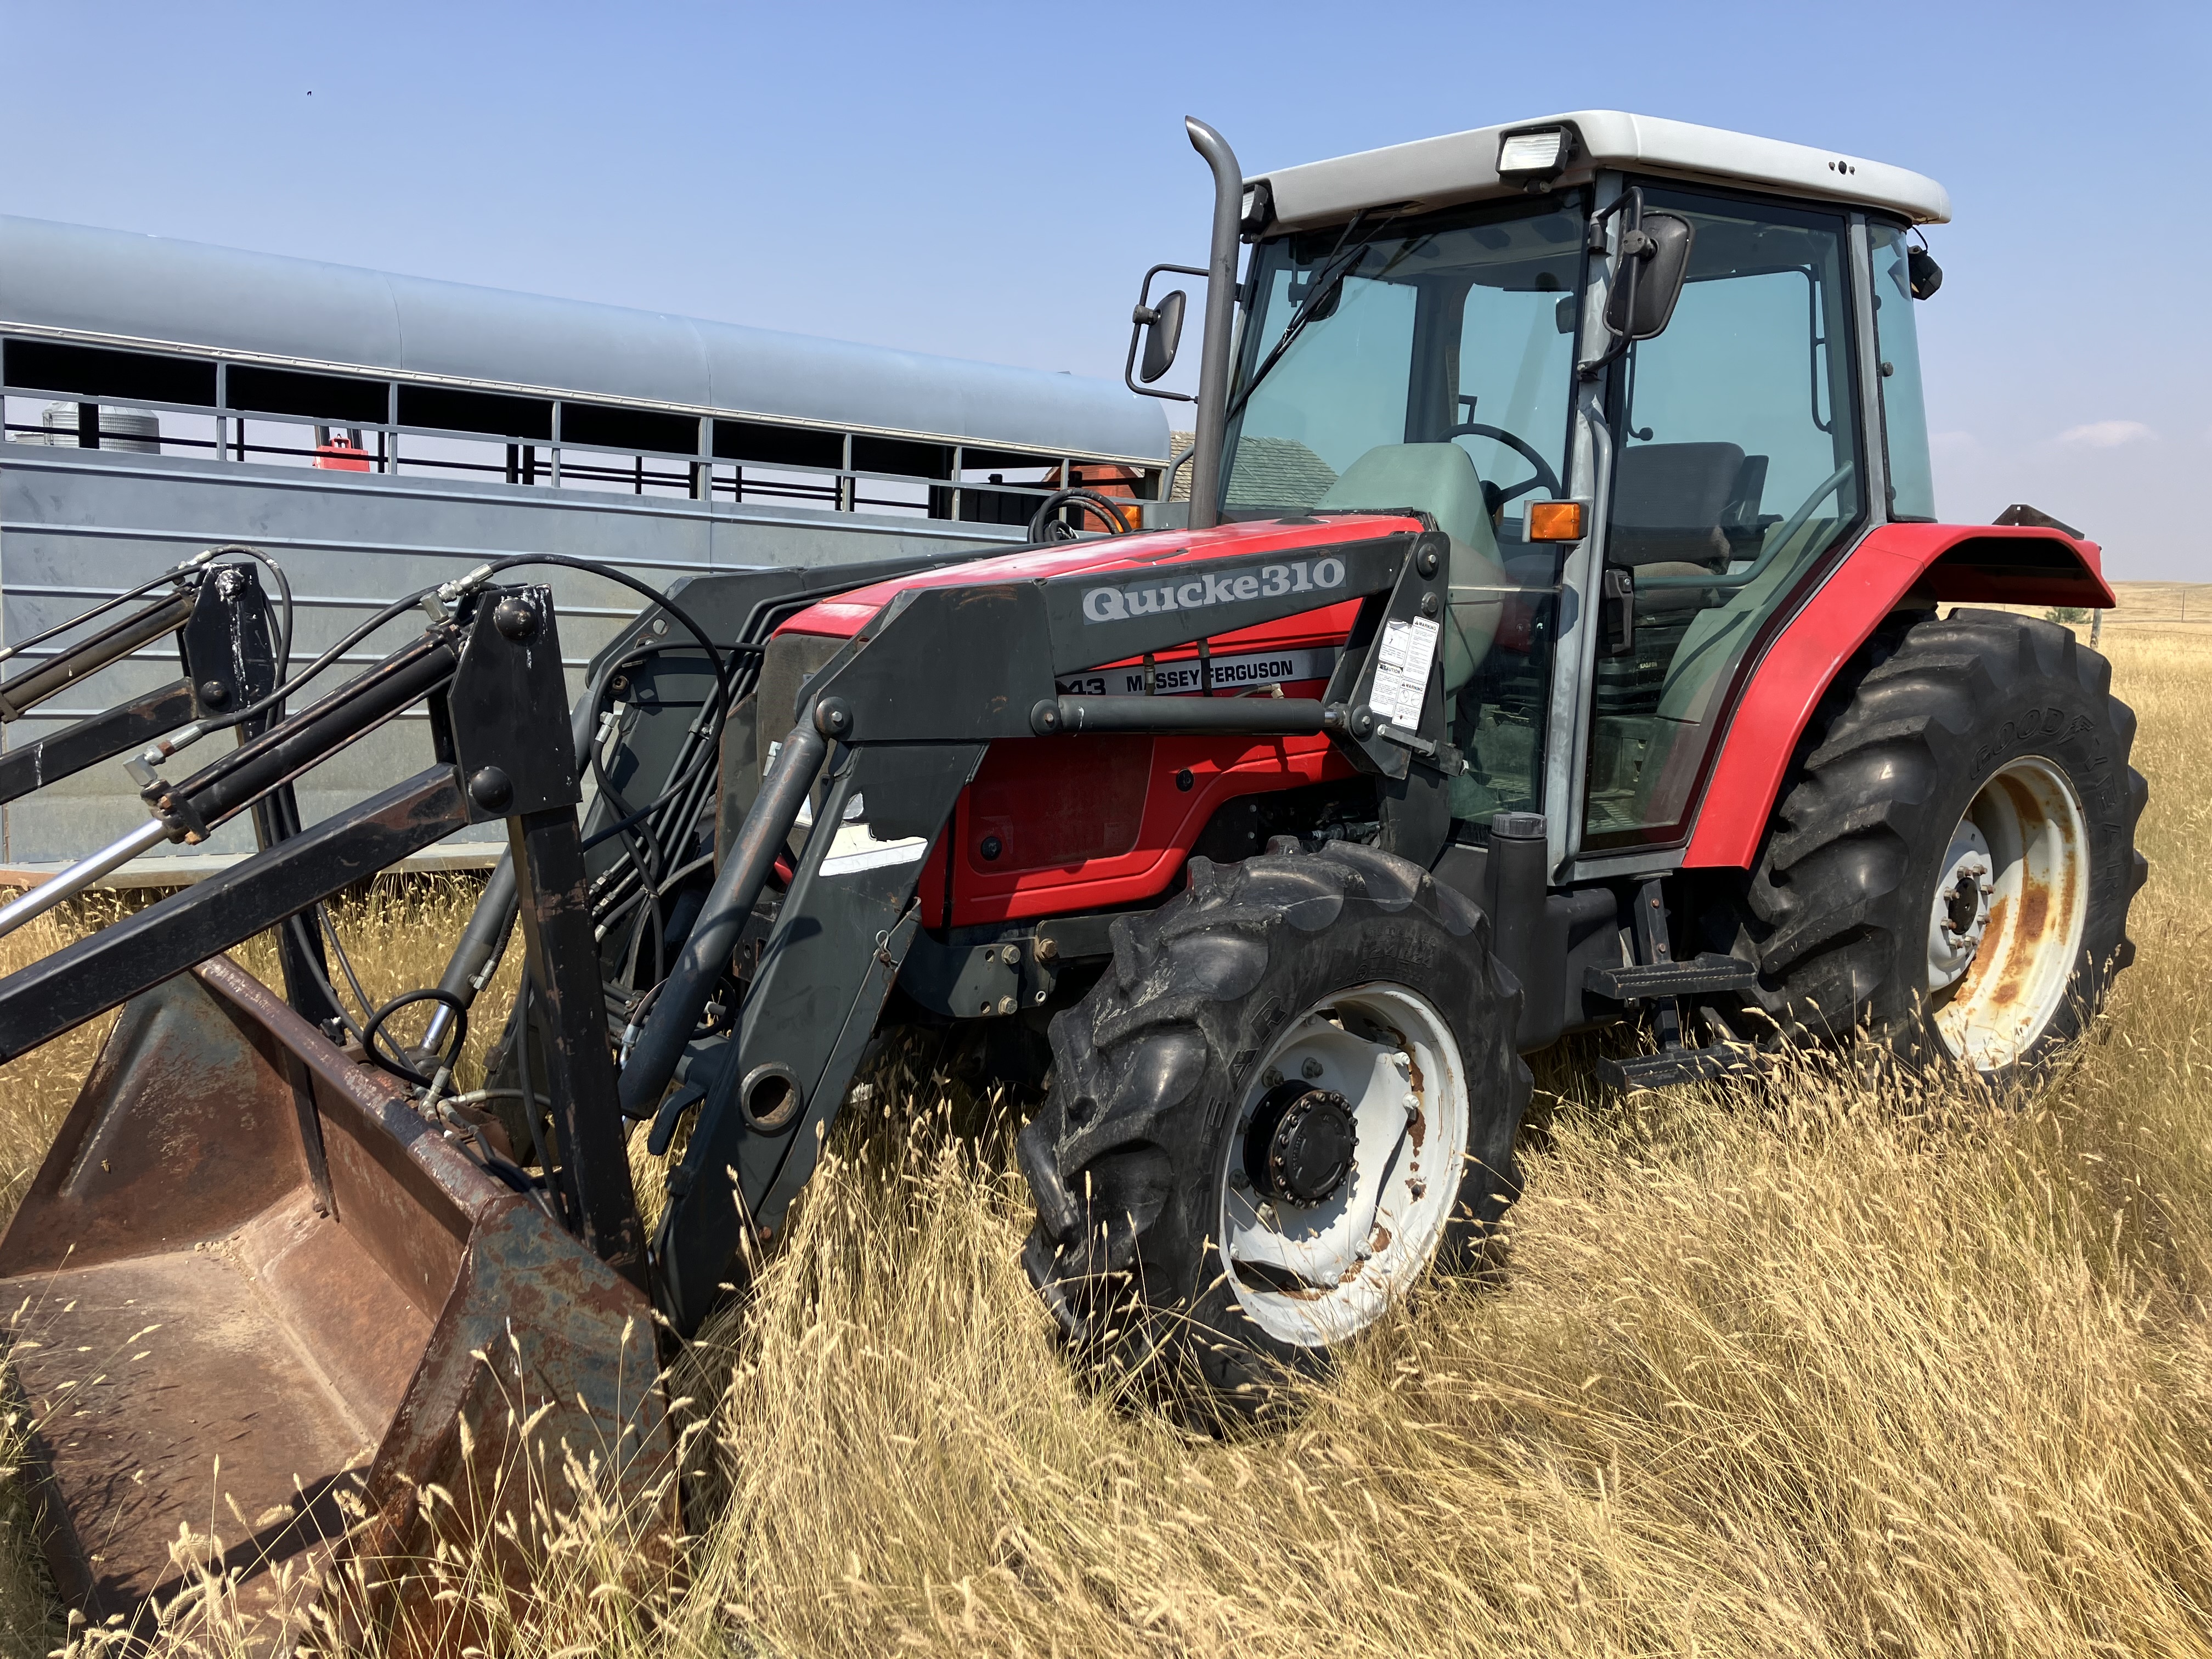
[5,624,2212,1657]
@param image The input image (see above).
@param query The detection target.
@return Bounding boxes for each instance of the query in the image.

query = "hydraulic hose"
[618,721,827,1118]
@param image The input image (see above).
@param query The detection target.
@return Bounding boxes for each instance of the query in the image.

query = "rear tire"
[1017,841,1529,1418]
[1747,608,2148,1077]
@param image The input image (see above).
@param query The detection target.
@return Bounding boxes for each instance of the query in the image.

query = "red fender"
[1681,523,2114,871]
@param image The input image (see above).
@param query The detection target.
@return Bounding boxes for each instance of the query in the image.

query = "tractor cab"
[1167,111,1948,877]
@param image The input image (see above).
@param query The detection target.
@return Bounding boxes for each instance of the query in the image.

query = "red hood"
[776,513,1422,640]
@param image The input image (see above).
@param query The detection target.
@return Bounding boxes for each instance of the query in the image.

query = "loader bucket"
[0,956,673,1651]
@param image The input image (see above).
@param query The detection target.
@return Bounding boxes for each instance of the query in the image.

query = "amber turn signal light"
[1526,501,1585,541]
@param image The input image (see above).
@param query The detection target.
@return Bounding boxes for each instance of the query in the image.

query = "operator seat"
[1313,444,1511,694]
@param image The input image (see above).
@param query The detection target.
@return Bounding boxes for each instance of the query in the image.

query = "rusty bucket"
[0,956,674,1649]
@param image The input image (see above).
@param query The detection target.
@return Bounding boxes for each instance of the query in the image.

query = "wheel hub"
[1244,1083,1357,1206]
[1218,984,1469,1349]
[1927,820,1994,990]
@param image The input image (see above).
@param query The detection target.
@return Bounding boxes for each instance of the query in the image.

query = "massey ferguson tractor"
[0,110,2144,1644]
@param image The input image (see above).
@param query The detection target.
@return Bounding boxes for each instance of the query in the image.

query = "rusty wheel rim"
[1217,983,1467,1348]
[1929,756,2089,1069]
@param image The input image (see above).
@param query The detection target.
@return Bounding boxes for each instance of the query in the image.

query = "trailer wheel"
[1747,608,2148,1076]
[1017,841,1528,1417]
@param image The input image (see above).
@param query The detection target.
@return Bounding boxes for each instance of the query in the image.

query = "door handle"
[1600,567,1636,657]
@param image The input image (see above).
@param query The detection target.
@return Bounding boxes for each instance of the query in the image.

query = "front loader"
[0,107,2146,1646]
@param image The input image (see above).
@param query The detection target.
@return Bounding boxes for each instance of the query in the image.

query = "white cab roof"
[1258,110,1951,232]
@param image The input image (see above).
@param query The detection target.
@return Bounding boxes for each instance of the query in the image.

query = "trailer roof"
[0,215,1169,461]
[1257,110,1951,233]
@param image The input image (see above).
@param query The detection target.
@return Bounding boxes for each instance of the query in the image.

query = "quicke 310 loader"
[0,110,2145,1646]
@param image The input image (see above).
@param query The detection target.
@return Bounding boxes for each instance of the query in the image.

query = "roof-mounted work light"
[1239,179,1275,240]
[1497,125,1574,188]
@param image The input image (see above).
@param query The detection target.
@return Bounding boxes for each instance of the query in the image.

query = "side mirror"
[1134,289,1187,384]
[1124,262,1206,402]
[1603,212,1693,341]
[1907,246,1943,300]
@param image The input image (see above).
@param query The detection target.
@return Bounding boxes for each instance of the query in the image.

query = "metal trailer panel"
[0,444,1022,871]
[0,214,1172,462]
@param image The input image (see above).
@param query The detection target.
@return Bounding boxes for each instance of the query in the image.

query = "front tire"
[1747,608,2148,1077]
[1017,842,1529,1416]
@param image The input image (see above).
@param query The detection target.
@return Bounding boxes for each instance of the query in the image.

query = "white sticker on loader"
[819,822,929,877]
[1369,616,1440,728]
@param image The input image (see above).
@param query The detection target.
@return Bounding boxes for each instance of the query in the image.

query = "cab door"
[1579,187,1869,855]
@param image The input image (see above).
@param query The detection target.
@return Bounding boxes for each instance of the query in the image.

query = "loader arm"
[0,560,347,1028]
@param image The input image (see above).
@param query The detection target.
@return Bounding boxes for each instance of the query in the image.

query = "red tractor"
[0,110,2142,1635]
[673,110,2141,1401]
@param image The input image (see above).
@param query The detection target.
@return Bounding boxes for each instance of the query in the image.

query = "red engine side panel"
[945,723,1348,927]
[1682,522,2112,871]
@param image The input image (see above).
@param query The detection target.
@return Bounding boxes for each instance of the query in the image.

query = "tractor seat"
[1315,444,1514,692]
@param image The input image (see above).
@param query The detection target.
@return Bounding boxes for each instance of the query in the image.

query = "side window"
[1869,223,1936,521]
[1583,189,1863,849]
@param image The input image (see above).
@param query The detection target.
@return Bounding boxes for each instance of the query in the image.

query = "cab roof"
[1255,110,1951,233]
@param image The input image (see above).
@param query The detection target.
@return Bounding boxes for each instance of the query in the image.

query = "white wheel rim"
[1928,756,2089,1069]
[1216,982,1468,1348]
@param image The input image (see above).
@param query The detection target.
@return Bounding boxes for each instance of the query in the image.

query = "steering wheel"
[1442,422,1563,505]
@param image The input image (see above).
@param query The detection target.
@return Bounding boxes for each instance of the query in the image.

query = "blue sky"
[2,1,2202,577]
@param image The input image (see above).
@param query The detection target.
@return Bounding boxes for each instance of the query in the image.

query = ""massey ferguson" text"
[1054,647,1338,697]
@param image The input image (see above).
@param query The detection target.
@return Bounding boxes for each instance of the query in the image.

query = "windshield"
[1219,197,1587,834]
[1222,198,1584,540]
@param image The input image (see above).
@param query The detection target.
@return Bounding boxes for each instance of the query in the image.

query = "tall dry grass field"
[5,620,2212,1657]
